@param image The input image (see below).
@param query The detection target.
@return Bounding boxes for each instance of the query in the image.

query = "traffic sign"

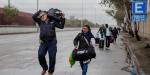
[132,0,147,22]
[132,1,147,15]
[132,0,146,2]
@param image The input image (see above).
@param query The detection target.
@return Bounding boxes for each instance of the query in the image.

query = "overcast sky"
[0,0,117,25]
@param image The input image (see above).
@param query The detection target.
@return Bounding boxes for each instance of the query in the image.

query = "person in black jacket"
[74,25,95,75]
[32,10,65,75]
[112,27,118,43]
[98,26,105,48]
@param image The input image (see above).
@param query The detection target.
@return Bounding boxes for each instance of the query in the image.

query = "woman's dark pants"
[80,61,88,75]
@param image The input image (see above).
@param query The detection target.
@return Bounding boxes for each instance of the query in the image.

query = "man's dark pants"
[106,36,110,48]
[38,39,57,74]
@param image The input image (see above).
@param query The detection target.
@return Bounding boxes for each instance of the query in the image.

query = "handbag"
[73,36,96,61]
[84,37,96,59]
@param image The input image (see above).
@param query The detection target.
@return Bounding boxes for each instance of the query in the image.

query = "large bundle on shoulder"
[48,8,64,22]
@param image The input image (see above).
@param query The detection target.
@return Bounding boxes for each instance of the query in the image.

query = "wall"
[138,1,150,40]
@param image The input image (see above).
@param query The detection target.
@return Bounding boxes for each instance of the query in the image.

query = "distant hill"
[0,8,35,26]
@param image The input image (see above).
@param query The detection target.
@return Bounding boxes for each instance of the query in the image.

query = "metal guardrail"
[0,27,38,35]
[0,25,36,27]
[124,41,145,75]
[0,26,82,35]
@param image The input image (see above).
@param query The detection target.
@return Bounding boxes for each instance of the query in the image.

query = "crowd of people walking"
[95,24,121,49]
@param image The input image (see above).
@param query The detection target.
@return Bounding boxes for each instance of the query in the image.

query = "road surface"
[0,29,130,75]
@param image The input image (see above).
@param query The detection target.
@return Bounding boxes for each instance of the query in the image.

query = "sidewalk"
[84,34,130,75]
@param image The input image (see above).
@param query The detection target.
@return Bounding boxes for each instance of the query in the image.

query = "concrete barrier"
[0,27,81,35]
[0,27,38,35]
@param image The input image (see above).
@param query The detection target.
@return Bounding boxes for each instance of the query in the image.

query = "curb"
[123,38,145,75]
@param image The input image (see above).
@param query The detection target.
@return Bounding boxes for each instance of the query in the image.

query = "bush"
[3,6,19,24]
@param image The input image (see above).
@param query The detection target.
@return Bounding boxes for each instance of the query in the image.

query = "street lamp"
[36,0,40,32]
[8,0,10,8]
[95,5,97,28]
[37,0,39,11]
[81,0,83,28]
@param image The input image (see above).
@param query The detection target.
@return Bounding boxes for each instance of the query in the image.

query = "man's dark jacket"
[32,10,65,41]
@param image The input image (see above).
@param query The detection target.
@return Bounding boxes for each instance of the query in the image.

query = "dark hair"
[43,11,48,14]
[82,24,91,32]
[105,24,108,28]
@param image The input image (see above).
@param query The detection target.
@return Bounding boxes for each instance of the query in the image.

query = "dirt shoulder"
[122,32,150,75]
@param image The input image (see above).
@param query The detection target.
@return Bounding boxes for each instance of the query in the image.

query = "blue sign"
[132,0,147,22]
[132,15,146,22]
[132,1,147,15]
[132,0,146,2]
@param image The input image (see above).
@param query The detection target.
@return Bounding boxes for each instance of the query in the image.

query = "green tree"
[82,19,94,27]
[100,0,130,26]
[4,6,19,24]
[65,18,95,27]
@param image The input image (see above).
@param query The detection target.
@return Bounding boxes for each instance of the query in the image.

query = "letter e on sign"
[132,1,147,15]
[135,2,144,13]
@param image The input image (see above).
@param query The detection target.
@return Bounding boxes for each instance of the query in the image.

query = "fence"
[0,25,82,35]
[0,26,38,35]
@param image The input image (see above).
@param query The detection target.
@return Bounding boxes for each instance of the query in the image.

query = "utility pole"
[81,0,83,28]
[8,0,10,8]
[36,0,39,32]
[37,0,39,11]
[95,6,96,28]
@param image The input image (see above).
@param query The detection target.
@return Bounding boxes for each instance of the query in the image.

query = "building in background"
[138,0,150,39]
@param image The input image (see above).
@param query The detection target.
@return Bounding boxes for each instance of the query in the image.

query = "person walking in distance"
[112,27,118,43]
[104,24,112,49]
[98,27,105,48]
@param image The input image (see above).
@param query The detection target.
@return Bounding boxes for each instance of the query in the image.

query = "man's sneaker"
[41,70,46,75]
[48,72,53,75]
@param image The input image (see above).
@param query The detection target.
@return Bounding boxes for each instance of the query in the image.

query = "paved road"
[0,29,130,75]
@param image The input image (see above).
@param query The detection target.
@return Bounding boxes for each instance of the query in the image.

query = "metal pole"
[143,22,145,38]
[8,0,10,8]
[81,0,83,28]
[95,6,96,28]
[37,0,39,11]
[36,0,39,32]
